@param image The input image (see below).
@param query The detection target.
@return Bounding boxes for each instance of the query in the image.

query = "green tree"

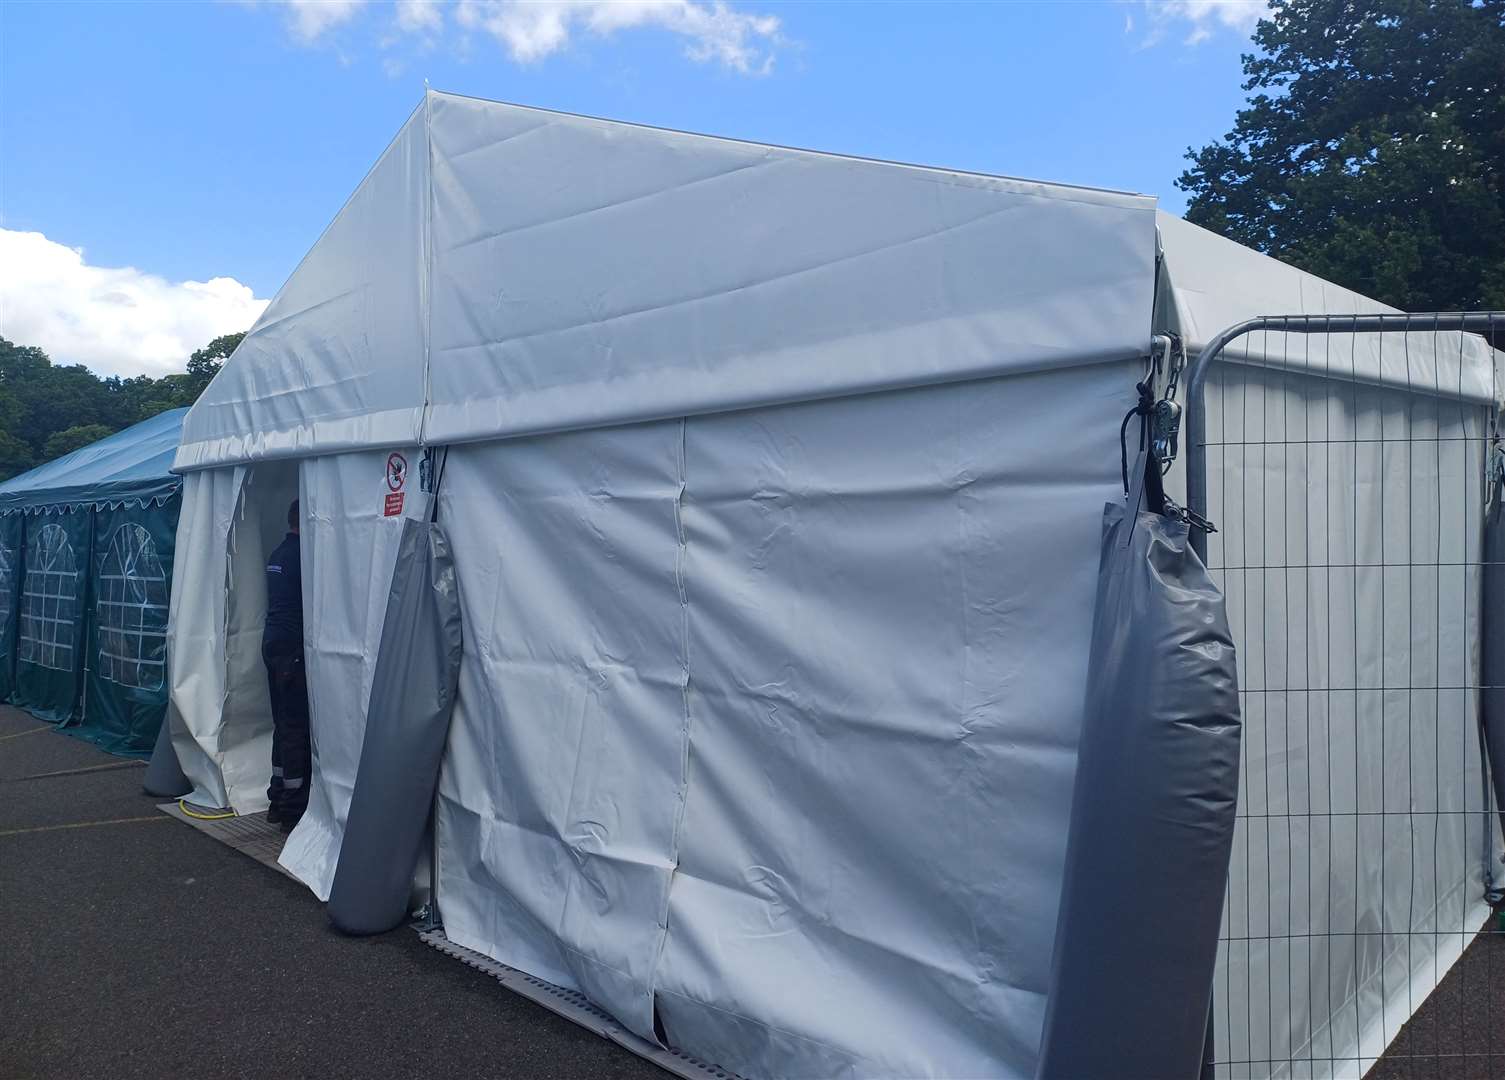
[0,338,115,452]
[1177,0,1505,312]
[0,382,22,434]
[0,329,246,476]
[104,372,187,427]
[183,331,244,401]
[0,431,33,483]
[42,424,116,462]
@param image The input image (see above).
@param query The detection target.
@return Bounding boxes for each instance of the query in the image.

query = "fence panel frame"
[1183,311,1505,1080]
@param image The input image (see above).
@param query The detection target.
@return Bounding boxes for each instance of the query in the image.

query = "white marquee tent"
[165,90,1501,1078]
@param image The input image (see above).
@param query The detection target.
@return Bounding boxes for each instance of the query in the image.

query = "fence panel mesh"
[1197,318,1505,1080]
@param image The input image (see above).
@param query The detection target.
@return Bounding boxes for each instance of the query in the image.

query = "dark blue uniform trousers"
[263,635,311,818]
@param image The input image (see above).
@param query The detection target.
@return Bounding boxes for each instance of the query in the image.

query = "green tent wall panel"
[80,496,180,755]
[14,508,92,723]
[0,513,20,701]
[0,408,186,748]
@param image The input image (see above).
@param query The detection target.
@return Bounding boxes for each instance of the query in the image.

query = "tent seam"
[419,87,436,447]
[650,415,694,1034]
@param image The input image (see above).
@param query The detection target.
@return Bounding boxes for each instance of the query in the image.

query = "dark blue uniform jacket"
[264,531,303,649]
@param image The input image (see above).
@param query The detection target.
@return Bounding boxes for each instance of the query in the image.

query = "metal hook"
[1144,334,1169,384]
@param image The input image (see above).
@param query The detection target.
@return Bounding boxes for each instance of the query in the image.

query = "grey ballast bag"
[1036,484,1242,1079]
[328,516,463,935]
[143,716,192,798]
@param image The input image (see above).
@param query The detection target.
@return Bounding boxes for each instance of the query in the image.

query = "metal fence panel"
[1186,315,1505,1080]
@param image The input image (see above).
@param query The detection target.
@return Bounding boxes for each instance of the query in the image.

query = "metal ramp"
[157,800,296,878]
[417,929,743,1080]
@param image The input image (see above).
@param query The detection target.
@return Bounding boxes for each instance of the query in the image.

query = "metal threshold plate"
[156,801,298,880]
[419,929,744,1080]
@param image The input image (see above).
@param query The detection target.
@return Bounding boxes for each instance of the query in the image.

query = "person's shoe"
[279,813,303,834]
[265,805,283,825]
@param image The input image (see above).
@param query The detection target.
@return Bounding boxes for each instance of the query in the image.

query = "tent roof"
[1156,212,1501,404]
[176,90,1158,471]
[1156,210,1399,353]
[0,408,187,513]
[176,93,1500,474]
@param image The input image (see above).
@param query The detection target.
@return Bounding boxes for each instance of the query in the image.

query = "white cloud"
[0,230,268,379]
[1134,0,1266,47]
[283,0,369,42]
[256,0,781,74]
[453,1,782,74]
[452,1,781,74]
[395,0,444,33]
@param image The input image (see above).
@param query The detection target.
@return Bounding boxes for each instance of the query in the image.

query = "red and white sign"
[384,453,407,516]
[386,453,408,492]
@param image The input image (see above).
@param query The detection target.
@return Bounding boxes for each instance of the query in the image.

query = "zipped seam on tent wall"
[418,88,436,450]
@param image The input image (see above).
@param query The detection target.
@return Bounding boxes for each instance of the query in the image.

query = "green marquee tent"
[0,408,185,755]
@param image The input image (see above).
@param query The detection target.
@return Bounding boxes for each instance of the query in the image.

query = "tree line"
[1178,0,1504,314]
[0,332,244,483]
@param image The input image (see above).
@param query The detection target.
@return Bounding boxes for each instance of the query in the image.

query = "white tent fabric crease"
[162,90,1504,1080]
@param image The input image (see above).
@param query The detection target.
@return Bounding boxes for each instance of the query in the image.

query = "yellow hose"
[177,799,235,821]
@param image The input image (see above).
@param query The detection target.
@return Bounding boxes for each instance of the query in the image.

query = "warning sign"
[386,453,408,492]
[384,452,407,516]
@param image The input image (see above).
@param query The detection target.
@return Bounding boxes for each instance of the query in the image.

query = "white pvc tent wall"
[165,92,1501,1079]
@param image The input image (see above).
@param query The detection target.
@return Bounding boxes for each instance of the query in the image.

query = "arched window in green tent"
[96,523,169,691]
[19,522,78,671]
[0,534,14,633]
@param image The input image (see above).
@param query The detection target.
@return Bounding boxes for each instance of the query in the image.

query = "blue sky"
[0,0,1264,376]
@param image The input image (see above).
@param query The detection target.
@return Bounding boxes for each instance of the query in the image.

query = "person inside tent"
[263,499,309,832]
